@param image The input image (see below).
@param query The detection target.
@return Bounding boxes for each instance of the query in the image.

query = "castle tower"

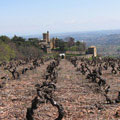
[47,31,50,43]
[43,31,50,43]
[43,33,47,42]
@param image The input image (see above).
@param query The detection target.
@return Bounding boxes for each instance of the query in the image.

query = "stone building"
[40,31,97,57]
[50,37,58,49]
[43,31,50,43]
[39,31,58,53]
[87,46,97,57]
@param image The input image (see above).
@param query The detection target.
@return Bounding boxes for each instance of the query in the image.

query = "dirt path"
[54,59,117,120]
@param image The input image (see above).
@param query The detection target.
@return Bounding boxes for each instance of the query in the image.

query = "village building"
[87,46,97,57]
[39,31,97,57]
[39,31,58,53]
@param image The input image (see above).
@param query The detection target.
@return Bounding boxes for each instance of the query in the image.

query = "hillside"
[83,34,120,46]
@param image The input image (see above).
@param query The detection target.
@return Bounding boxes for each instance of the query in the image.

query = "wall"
[66,51,85,55]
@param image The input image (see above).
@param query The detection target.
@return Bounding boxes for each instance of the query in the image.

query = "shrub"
[0,42,16,62]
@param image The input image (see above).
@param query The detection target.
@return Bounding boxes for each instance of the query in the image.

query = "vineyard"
[0,56,120,120]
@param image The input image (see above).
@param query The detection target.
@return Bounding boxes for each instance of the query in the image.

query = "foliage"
[0,35,44,62]
[55,39,86,52]
[66,37,75,47]
[69,46,78,51]
[66,53,82,56]
[0,42,15,62]
[0,36,11,43]
[55,39,66,52]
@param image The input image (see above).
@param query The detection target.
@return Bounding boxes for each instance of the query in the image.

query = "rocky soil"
[0,59,120,120]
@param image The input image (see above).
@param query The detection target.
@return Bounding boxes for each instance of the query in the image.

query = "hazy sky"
[0,0,120,36]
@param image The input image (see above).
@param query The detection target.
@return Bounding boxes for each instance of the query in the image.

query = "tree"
[0,36,10,43]
[75,41,86,51]
[66,37,75,48]
[54,39,65,52]
[76,41,81,46]
[11,35,25,43]
[0,42,15,62]
[28,38,39,47]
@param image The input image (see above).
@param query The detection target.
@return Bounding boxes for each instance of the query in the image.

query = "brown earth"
[0,59,120,120]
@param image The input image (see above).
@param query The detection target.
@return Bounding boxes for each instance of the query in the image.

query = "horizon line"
[1,28,120,38]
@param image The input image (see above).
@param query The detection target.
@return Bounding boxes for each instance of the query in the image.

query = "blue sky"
[0,0,120,36]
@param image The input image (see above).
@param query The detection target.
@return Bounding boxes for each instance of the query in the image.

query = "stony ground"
[0,59,120,120]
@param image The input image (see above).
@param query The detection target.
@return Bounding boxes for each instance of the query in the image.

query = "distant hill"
[91,34,120,45]
[24,29,120,46]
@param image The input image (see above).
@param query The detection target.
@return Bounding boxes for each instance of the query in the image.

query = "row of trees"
[0,35,43,62]
[55,37,86,52]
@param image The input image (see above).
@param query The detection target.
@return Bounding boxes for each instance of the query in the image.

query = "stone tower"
[50,37,58,49]
[47,31,50,43]
[43,31,50,43]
